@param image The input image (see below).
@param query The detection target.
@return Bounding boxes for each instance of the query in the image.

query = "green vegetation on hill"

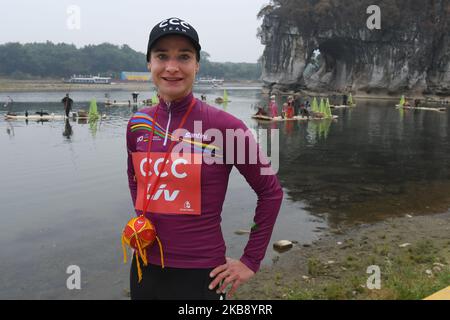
[199,52,262,80]
[258,0,449,36]
[0,42,144,79]
[0,42,261,80]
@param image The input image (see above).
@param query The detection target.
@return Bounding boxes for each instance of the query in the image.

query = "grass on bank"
[285,239,450,300]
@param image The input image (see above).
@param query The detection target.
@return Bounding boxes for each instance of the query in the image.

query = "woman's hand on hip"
[209,257,255,299]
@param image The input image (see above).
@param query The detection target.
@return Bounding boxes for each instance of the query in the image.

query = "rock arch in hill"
[258,0,449,96]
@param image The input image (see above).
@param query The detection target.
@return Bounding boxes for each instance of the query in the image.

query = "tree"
[0,42,262,80]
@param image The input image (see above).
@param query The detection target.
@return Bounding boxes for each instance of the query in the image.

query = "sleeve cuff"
[240,255,260,274]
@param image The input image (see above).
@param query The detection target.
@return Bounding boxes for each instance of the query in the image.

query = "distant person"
[132,92,139,103]
[403,98,411,107]
[299,102,310,117]
[342,94,348,106]
[269,95,278,118]
[254,106,268,116]
[287,96,294,106]
[201,94,207,101]
[293,94,301,115]
[286,98,295,119]
[299,102,305,116]
[62,93,73,117]
[286,96,294,117]
[305,100,311,115]
[281,103,288,119]
[414,99,421,108]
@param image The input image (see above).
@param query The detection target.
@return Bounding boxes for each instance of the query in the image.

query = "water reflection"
[62,119,73,139]
[307,118,333,142]
[6,122,15,137]
[266,100,450,227]
[89,118,98,138]
[1,91,450,299]
[221,101,228,111]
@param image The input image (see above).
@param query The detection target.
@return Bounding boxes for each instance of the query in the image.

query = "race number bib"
[132,152,201,215]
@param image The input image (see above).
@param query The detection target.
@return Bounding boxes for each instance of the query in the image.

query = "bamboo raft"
[395,105,446,112]
[252,115,338,121]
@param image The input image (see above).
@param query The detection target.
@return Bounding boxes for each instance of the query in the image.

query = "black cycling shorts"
[130,255,225,300]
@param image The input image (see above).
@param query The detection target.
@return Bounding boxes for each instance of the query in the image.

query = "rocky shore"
[235,211,450,300]
[260,86,450,102]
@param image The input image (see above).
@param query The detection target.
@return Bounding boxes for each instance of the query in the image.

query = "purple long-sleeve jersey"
[126,92,283,273]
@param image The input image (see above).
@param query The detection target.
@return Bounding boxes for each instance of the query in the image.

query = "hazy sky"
[0,0,270,63]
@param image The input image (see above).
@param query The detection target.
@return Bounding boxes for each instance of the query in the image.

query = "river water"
[0,87,449,299]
